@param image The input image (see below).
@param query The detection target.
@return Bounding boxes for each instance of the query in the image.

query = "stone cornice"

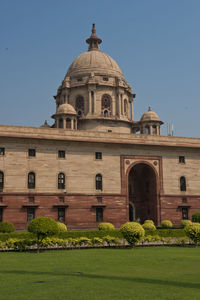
[0,125,200,149]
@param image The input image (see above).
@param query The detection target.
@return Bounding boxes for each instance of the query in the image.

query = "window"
[152,125,157,134]
[180,176,186,191]
[0,197,2,202]
[0,171,4,189]
[58,173,65,189]
[58,150,65,159]
[101,94,111,115]
[96,207,103,222]
[58,207,65,222]
[182,207,188,220]
[145,126,150,134]
[77,77,82,82]
[66,118,71,129]
[29,197,34,203]
[0,148,5,156]
[28,149,36,157]
[28,172,35,189]
[96,174,102,190]
[59,119,63,128]
[124,99,128,114]
[182,197,187,203]
[0,208,2,222]
[95,152,102,160]
[75,96,84,116]
[103,77,108,81]
[27,207,35,222]
[179,156,185,164]
[59,197,65,203]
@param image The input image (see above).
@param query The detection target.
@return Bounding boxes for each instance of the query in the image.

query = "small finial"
[148,107,151,111]
[86,24,102,51]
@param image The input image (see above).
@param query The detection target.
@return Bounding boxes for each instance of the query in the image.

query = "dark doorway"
[128,163,157,224]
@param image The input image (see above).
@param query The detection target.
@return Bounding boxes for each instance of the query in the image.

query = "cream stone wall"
[1,126,200,197]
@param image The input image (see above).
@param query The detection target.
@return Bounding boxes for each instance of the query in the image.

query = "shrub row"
[0,235,122,251]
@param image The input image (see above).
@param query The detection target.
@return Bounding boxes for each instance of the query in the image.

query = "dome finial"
[86,24,102,51]
[148,106,151,111]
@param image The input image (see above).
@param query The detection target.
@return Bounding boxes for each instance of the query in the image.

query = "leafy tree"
[120,222,144,247]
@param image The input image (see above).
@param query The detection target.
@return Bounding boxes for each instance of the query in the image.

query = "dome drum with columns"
[51,25,163,135]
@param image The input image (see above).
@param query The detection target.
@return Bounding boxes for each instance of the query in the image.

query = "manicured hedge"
[145,229,186,237]
[0,228,186,242]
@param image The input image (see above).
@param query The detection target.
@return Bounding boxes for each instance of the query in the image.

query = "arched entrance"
[128,163,158,224]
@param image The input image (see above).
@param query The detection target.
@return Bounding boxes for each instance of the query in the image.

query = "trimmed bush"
[0,222,15,233]
[184,223,200,245]
[28,217,59,242]
[57,222,67,232]
[98,222,115,231]
[180,220,192,228]
[144,220,154,225]
[120,222,145,247]
[142,223,156,231]
[192,212,200,223]
[161,220,173,228]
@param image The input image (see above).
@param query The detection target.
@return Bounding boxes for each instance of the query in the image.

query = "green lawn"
[0,247,200,300]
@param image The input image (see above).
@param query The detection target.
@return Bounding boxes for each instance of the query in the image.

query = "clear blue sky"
[0,0,200,137]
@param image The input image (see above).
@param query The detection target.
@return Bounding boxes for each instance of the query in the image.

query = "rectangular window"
[182,207,188,220]
[58,150,65,159]
[0,208,2,222]
[96,207,103,222]
[0,148,5,156]
[0,197,2,202]
[29,197,35,203]
[28,149,36,157]
[182,197,187,203]
[58,208,65,222]
[95,152,102,160]
[27,207,35,222]
[59,197,65,203]
[179,156,185,164]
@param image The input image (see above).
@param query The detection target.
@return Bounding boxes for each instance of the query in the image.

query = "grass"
[0,247,200,300]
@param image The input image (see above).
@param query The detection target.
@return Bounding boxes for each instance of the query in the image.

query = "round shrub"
[161,220,173,228]
[142,222,156,231]
[192,212,200,223]
[120,222,145,247]
[57,222,67,232]
[144,220,154,225]
[98,222,115,231]
[180,220,192,228]
[0,221,15,233]
[184,223,200,245]
[28,217,59,241]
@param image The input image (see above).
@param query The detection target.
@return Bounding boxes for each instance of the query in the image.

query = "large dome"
[66,50,123,78]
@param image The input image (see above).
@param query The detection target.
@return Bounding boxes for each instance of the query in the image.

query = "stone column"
[88,89,92,114]
[131,101,134,120]
[118,92,121,116]
[63,118,66,129]
[71,119,73,130]
[121,95,124,115]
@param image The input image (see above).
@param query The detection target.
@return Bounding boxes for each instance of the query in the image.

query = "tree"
[120,222,145,248]
[28,217,59,252]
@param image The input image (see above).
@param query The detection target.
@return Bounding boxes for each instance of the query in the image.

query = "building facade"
[0,25,200,230]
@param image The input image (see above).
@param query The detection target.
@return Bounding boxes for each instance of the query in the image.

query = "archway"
[128,163,158,224]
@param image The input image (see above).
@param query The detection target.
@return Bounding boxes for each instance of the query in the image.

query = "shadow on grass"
[0,270,200,290]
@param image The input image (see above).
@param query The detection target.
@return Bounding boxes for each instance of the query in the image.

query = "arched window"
[59,119,63,128]
[180,176,186,191]
[58,173,65,189]
[124,99,128,115]
[101,94,111,116]
[0,171,4,189]
[66,118,71,129]
[28,172,35,189]
[75,96,84,116]
[96,174,102,191]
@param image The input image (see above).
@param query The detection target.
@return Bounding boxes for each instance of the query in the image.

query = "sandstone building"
[0,25,199,230]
